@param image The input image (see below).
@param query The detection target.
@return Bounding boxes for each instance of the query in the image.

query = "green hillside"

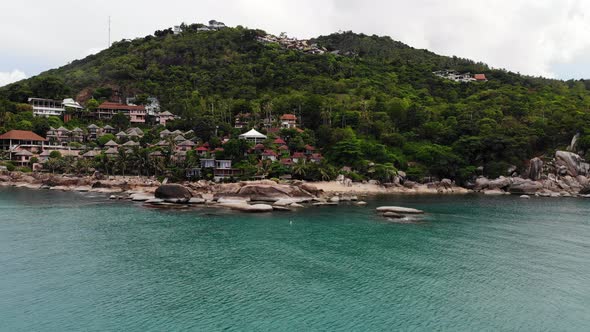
[2,23,590,182]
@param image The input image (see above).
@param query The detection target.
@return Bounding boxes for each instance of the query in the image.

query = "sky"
[1,0,590,87]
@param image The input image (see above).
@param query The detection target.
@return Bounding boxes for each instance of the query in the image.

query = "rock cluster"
[474,150,590,197]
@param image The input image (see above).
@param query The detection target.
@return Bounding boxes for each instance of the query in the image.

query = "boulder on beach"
[527,157,543,181]
[376,206,424,214]
[155,184,192,201]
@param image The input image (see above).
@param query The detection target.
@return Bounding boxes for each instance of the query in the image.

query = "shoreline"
[0,171,472,197]
[1,172,589,213]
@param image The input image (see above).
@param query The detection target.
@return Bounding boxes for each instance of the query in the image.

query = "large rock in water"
[508,180,543,195]
[555,151,590,177]
[376,206,424,214]
[527,157,544,181]
[155,184,192,201]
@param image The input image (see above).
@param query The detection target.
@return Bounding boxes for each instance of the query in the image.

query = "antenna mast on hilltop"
[108,16,111,47]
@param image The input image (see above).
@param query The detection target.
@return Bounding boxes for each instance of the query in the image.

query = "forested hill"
[2,23,590,181]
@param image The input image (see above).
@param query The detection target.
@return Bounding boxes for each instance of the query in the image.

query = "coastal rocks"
[130,193,154,201]
[213,181,317,202]
[188,197,206,204]
[555,151,589,177]
[579,186,590,195]
[483,189,505,195]
[273,198,303,206]
[383,212,404,218]
[296,182,323,196]
[440,178,453,189]
[508,180,543,195]
[527,157,544,181]
[217,201,273,213]
[474,177,490,191]
[488,177,512,190]
[42,175,85,188]
[155,184,192,202]
[376,206,424,214]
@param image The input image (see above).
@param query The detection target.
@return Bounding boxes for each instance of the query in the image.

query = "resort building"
[95,102,147,123]
[28,98,65,117]
[0,130,46,151]
[155,111,176,125]
[28,98,84,118]
[280,114,298,128]
[213,160,240,180]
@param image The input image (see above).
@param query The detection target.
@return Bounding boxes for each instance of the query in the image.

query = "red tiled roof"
[279,145,289,150]
[254,143,265,150]
[0,130,46,141]
[273,138,286,145]
[292,152,305,158]
[280,114,297,121]
[263,149,277,156]
[305,145,315,151]
[280,158,293,165]
[196,146,208,151]
[97,102,145,111]
[474,74,487,80]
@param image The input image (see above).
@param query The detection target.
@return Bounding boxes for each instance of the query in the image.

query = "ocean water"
[1,188,589,331]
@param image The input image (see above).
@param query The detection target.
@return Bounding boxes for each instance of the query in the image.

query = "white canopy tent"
[239,129,267,144]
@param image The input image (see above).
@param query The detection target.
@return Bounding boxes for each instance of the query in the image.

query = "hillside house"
[28,98,65,117]
[280,114,298,128]
[95,102,147,123]
[156,111,175,125]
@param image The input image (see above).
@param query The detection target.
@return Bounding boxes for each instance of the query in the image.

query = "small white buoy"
[290,220,293,226]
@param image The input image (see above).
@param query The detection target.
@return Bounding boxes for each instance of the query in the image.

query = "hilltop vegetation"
[2,23,590,182]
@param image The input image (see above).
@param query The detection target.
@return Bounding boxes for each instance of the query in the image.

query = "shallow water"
[1,188,589,331]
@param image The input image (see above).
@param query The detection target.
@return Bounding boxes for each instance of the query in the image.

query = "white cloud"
[0,69,27,87]
[1,0,590,79]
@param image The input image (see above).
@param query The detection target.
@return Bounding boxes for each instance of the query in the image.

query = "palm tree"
[292,160,307,179]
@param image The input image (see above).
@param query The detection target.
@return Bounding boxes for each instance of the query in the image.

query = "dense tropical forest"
[2,22,590,183]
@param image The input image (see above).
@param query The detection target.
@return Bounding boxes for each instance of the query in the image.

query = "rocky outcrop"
[154,184,192,201]
[555,151,589,177]
[217,201,274,212]
[508,180,543,195]
[580,186,590,195]
[211,181,317,202]
[527,157,544,181]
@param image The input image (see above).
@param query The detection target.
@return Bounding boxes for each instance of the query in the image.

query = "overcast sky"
[1,0,590,87]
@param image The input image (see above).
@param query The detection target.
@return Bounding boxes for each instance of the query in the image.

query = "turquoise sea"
[1,187,589,331]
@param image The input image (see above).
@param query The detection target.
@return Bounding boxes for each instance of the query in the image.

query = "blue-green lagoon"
[1,187,589,331]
